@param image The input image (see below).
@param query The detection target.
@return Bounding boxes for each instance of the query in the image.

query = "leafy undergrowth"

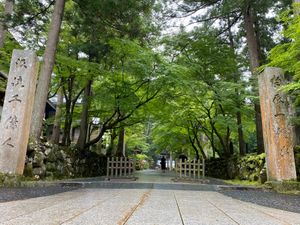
[0,172,79,188]
[224,179,262,187]
[265,181,300,195]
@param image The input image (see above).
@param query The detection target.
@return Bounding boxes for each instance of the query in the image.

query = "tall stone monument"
[0,50,38,174]
[259,67,297,181]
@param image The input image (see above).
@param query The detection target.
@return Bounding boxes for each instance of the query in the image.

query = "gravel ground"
[219,189,300,214]
[0,186,79,203]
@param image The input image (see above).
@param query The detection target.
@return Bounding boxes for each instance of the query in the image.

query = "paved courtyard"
[0,171,300,225]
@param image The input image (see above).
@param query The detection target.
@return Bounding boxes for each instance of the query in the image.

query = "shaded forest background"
[0,0,300,180]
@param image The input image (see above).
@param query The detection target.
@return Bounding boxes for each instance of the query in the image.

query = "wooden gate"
[106,157,135,178]
[175,159,205,180]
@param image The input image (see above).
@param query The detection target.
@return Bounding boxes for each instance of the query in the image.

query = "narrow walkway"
[135,169,176,183]
[0,170,299,225]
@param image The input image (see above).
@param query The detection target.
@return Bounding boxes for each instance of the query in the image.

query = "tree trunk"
[0,0,14,49]
[61,76,75,146]
[62,97,72,146]
[51,87,63,144]
[188,135,200,160]
[30,0,66,141]
[227,17,246,156]
[243,5,265,153]
[195,136,207,160]
[109,129,117,156]
[209,117,229,157]
[212,133,216,158]
[76,80,92,150]
[116,127,125,157]
[237,111,246,155]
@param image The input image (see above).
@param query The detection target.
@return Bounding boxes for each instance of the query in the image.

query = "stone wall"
[73,151,107,177]
[206,153,267,183]
[24,142,74,179]
[236,153,266,182]
[24,142,107,180]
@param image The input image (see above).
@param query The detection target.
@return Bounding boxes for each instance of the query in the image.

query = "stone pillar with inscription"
[0,50,38,175]
[259,67,297,181]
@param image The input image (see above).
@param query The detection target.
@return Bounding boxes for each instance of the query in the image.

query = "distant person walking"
[160,156,166,172]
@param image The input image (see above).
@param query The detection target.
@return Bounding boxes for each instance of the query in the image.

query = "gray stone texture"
[0,188,300,225]
[259,67,297,181]
[1,171,300,224]
[0,50,38,174]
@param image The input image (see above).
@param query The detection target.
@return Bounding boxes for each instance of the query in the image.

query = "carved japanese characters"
[259,67,297,181]
[0,50,38,174]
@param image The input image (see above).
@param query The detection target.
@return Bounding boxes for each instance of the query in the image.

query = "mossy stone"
[23,163,34,177]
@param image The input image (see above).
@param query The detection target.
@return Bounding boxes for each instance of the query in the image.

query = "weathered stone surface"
[33,152,45,167]
[25,142,77,179]
[32,165,46,178]
[0,50,38,175]
[259,67,297,181]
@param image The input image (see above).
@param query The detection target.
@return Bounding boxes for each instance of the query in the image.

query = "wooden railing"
[106,157,135,178]
[175,159,205,180]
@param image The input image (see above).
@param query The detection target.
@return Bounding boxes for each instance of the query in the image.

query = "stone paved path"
[0,170,300,225]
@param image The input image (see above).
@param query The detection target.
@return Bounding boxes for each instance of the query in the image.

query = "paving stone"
[203,192,297,225]
[1,189,117,225]
[174,191,237,225]
[0,190,82,223]
[61,189,147,225]
[0,170,299,225]
[249,203,300,225]
[125,190,183,225]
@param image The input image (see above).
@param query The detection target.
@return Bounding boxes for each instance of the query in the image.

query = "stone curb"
[215,185,264,191]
